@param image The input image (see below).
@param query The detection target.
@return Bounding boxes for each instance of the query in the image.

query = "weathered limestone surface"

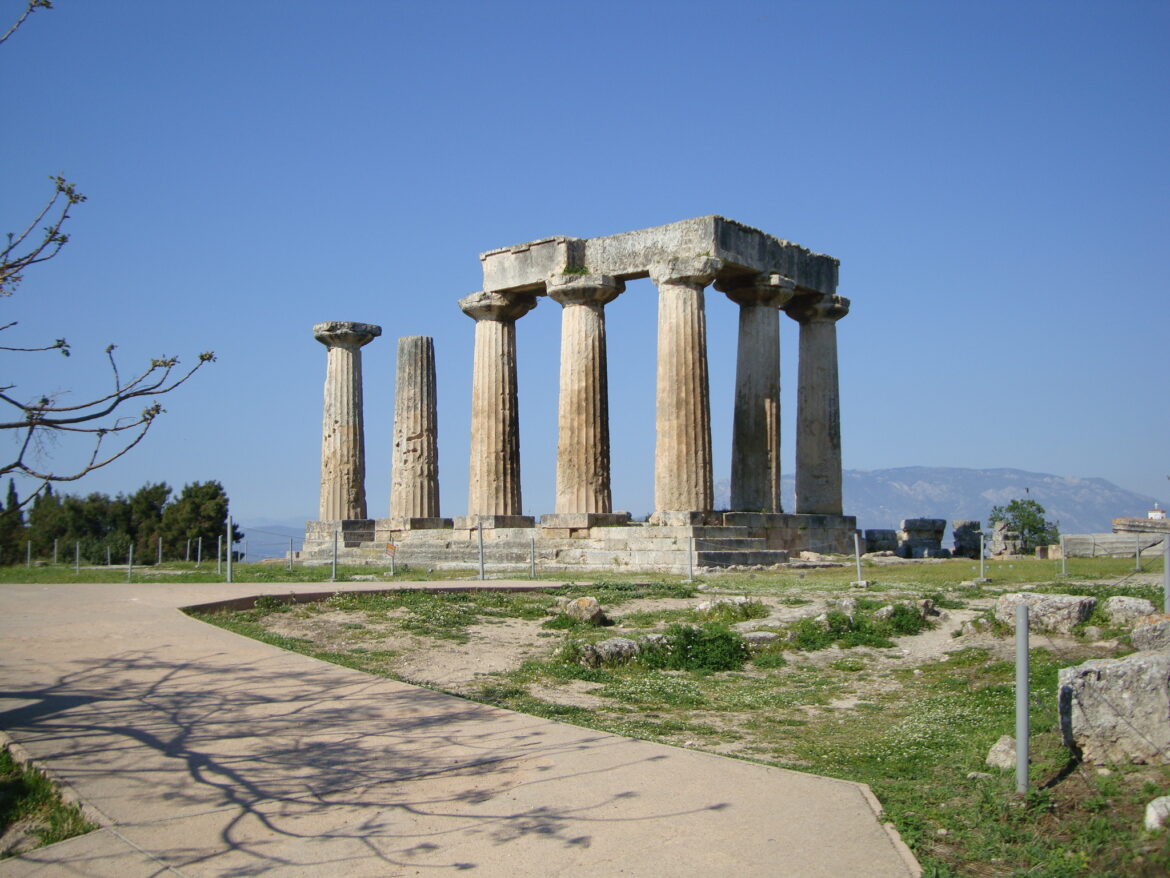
[389,336,447,526]
[459,291,535,519]
[786,295,849,515]
[897,518,947,559]
[995,592,1097,633]
[313,321,381,521]
[651,257,721,519]
[1059,651,1170,764]
[952,520,982,558]
[864,529,899,553]
[716,273,794,513]
[1103,596,1158,626]
[479,216,838,296]
[1132,615,1170,651]
[548,274,623,515]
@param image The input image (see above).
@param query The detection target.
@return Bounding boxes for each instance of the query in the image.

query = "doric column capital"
[546,274,624,308]
[312,321,382,348]
[649,256,723,288]
[785,294,850,324]
[715,272,796,309]
[458,291,537,323]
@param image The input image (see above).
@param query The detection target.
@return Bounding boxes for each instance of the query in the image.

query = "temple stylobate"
[469,215,849,525]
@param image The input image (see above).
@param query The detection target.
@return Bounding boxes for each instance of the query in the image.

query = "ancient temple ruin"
[302,216,858,572]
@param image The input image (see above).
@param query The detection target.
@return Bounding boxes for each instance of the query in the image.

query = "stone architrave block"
[1058,651,1170,764]
[952,520,982,559]
[1103,596,1158,627]
[994,593,1097,633]
[863,529,898,553]
[896,518,945,559]
[1132,615,1170,652]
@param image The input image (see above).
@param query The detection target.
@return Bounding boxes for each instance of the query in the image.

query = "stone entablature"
[479,216,838,297]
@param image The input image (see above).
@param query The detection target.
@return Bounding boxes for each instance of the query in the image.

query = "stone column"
[389,336,449,527]
[458,290,536,524]
[545,274,624,520]
[715,273,795,513]
[784,294,850,515]
[313,321,381,521]
[650,256,722,523]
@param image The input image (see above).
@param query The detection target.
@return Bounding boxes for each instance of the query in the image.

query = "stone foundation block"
[453,515,536,529]
[994,592,1097,633]
[1059,651,1170,764]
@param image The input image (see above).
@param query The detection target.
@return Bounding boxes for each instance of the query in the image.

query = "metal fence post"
[687,536,694,583]
[331,527,338,582]
[216,535,222,575]
[477,524,485,581]
[226,516,233,583]
[74,541,80,575]
[1016,603,1030,794]
[53,538,58,564]
[288,538,293,573]
[197,537,202,567]
[106,545,111,566]
[127,545,134,583]
[853,532,864,585]
[186,538,191,562]
[530,535,536,579]
[157,535,163,566]
[1136,534,1142,571]
[1163,536,1169,613]
[26,540,31,568]
[1060,535,1067,577]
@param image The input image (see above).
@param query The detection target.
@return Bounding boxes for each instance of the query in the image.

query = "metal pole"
[106,545,111,566]
[74,541,80,575]
[331,528,338,582]
[197,537,202,567]
[53,538,58,564]
[530,535,536,579]
[216,535,222,575]
[1016,603,1030,794]
[477,524,485,581]
[226,516,233,583]
[853,532,863,583]
[186,538,191,562]
[687,536,694,583]
[389,547,395,576]
[127,544,134,583]
[26,540,31,568]
[157,535,162,566]
[243,540,247,563]
[979,534,987,581]
[1163,536,1169,613]
[1136,534,1142,571]
[288,538,293,573]
[1060,535,1067,577]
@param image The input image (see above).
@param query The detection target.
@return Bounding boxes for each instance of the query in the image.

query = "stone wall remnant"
[896,518,947,558]
[952,520,982,558]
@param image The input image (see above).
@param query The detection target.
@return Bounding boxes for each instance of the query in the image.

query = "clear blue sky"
[4,0,1167,531]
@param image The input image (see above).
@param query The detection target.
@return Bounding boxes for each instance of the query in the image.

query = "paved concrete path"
[0,581,920,877]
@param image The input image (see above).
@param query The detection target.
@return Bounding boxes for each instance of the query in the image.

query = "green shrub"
[640,624,748,673]
[700,599,769,624]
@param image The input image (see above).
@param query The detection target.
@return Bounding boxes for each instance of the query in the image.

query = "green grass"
[0,747,97,857]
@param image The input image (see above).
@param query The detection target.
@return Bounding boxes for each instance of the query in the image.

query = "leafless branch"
[1,176,86,297]
[0,0,51,48]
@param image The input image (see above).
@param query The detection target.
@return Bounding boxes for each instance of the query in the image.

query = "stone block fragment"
[863,529,898,553]
[1103,596,1158,626]
[985,734,1017,771]
[994,592,1097,633]
[1132,615,1170,651]
[1058,651,1170,764]
[560,596,609,626]
[952,520,982,559]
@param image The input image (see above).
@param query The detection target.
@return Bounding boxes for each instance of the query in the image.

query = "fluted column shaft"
[313,321,382,520]
[717,274,795,513]
[651,257,722,517]
[548,275,624,514]
[459,291,536,517]
[390,335,440,520]
[785,295,850,515]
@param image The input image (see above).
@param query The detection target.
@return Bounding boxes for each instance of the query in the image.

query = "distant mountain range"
[717,467,1161,535]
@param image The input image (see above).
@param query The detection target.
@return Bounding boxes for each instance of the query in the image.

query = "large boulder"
[994,593,1096,633]
[558,596,609,626]
[1103,596,1158,626]
[1132,615,1170,652]
[1058,651,1170,764]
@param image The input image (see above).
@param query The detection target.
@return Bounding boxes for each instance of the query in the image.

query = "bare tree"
[2,1,214,510]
